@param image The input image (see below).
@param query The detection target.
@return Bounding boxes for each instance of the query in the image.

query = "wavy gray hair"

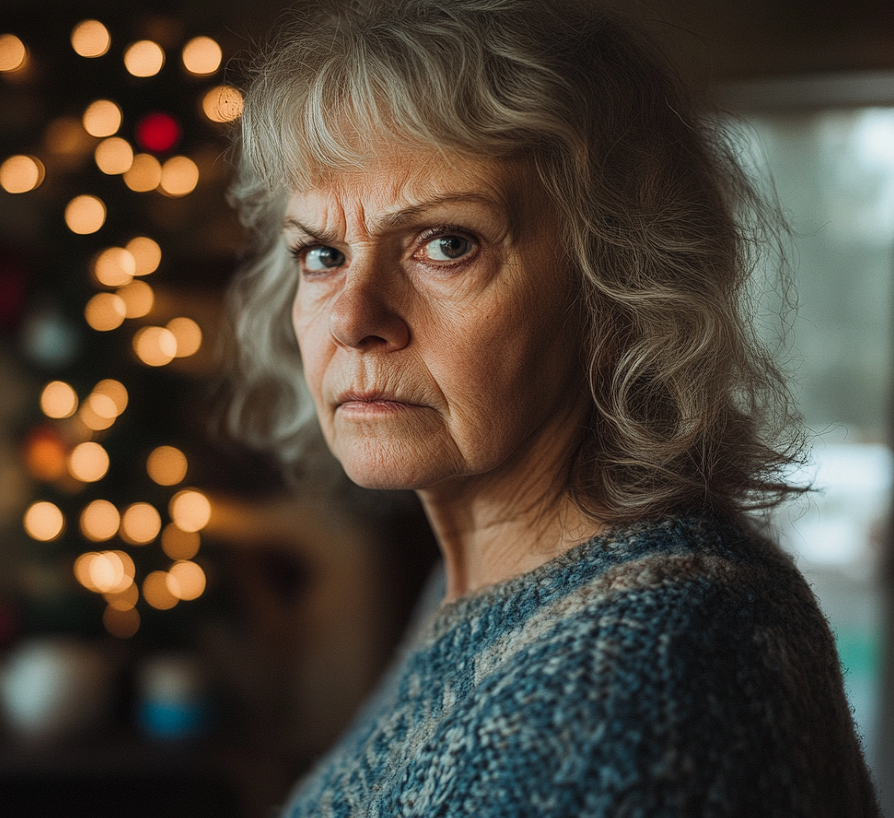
[226,0,803,522]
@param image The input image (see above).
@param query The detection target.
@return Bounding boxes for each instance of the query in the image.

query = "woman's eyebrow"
[281,193,507,241]
[379,193,503,228]
[281,218,339,245]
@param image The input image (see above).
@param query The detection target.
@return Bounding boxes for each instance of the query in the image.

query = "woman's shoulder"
[417,514,876,817]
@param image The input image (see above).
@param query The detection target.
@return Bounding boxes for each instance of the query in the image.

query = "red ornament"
[135,112,181,154]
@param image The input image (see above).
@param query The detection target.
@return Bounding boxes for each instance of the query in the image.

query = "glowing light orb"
[126,236,161,276]
[166,317,202,357]
[79,390,121,430]
[124,40,164,77]
[147,446,188,486]
[133,326,177,366]
[68,441,110,482]
[74,550,134,594]
[159,155,198,197]
[93,246,136,287]
[105,583,139,611]
[82,99,122,137]
[23,501,65,541]
[136,112,181,154]
[169,489,211,533]
[40,380,78,418]
[80,499,120,542]
[0,155,45,193]
[104,605,140,638]
[167,560,206,601]
[65,195,106,234]
[93,379,128,415]
[23,427,68,482]
[71,20,110,58]
[116,280,154,318]
[79,399,116,431]
[201,85,243,123]
[84,292,126,332]
[143,571,178,610]
[123,153,162,192]
[0,34,27,72]
[120,502,162,545]
[161,524,200,560]
[182,36,222,75]
[95,137,133,175]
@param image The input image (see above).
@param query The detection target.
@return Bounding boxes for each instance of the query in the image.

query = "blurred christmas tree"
[0,10,246,643]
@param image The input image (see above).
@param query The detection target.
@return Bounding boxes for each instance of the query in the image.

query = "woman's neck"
[417,409,603,602]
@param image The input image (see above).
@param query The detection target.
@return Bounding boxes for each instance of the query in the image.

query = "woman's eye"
[304,246,346,272]
[422,235,474,262]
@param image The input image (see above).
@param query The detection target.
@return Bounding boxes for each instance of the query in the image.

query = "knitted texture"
[282,514,879,817]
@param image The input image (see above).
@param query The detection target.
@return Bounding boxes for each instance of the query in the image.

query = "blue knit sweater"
[282,514,879,817]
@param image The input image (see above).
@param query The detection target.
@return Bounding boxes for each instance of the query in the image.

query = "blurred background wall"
[1,1,893,816]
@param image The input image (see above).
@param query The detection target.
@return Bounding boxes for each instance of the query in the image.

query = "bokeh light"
[44,117,93,159]
[0,34,27,72]
[201,85,243,123]
[103,605,140,638]
[133,326,177,366]
[95,137,133,175]
[79,399,115,431]
[84,292,126,331]
[68,441,110,482]
[120,502,162,545]
[23,427,68,482]
[82,100,122,137]
[71,20,110,58]
[93,379,128,415]
[136,112,180,153]
[40,380,78,418]
[159,155,199,197]
[147,446,188,486]
[105,583,138,611]
[169,489,211,533]
[93,246,136,287]
[161,524,200,560]
[65,194,106,234]
[127,236,161,276]
[80,499,120,542]
[23,501,65,541]
[167,560,206,601]
[167,317,203,357]
[181,36,221,75]
[0,155,45,193]
[123,153,162,192]
[143,571,178,610]
[116,280,154,318]
[79,390,121,431]
[74,550,134,594]
[124,40,164,77]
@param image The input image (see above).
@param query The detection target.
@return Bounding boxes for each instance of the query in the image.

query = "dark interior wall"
[216,0,894,82]
[5,0,893,82]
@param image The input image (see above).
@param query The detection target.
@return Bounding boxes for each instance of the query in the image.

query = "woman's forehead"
[286,146,537,231]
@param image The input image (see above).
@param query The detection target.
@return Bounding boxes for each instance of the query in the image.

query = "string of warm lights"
[2,18,243,639]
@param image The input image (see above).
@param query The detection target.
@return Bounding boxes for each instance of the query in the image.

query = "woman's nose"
[328,266,410,352]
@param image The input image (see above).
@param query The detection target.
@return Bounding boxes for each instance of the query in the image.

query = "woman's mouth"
[335,392,421,414]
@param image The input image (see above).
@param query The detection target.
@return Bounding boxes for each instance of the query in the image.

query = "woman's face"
[285,144,585,493]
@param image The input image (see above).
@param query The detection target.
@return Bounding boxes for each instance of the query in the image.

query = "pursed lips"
[335,391,424,411]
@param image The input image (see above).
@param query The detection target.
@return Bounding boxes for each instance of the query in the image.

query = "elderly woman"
[227,0,879,815]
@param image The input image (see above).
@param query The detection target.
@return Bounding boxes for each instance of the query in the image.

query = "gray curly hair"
[226,0,804,522]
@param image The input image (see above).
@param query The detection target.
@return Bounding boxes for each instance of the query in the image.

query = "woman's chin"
[338,454,453,493]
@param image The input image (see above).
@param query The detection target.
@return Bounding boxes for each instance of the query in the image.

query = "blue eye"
[423,236,473,262]
[304,246,345,272]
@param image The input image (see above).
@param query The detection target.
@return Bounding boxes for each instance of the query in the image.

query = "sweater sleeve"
[383,562,879,818]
